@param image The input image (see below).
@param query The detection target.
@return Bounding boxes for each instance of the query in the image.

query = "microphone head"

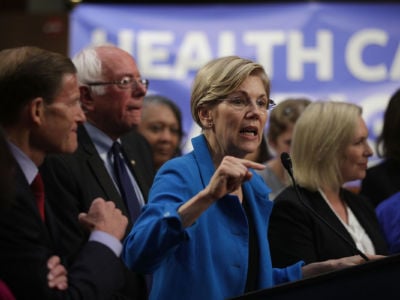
[280,152,293,173]
[280,152,292,167]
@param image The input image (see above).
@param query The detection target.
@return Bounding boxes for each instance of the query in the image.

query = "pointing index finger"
[242,159,266,171]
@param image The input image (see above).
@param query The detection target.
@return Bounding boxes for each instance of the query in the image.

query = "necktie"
[31,172,45,221]
[111,141,142,222]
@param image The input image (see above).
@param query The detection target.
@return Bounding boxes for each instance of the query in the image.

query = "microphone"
[280,152,294,178]
[280,152,369,262]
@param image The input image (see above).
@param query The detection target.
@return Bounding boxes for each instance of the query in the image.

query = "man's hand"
[78,198,128,240]
[47,255,68,290]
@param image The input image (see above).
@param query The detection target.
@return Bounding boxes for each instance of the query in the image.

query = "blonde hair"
[190,56,270,128]
[291,101,362,191]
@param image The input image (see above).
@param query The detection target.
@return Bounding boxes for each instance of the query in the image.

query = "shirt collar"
[84,122,121,156]
[7,141,37,184]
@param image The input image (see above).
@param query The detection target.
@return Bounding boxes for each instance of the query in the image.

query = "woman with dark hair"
[138,94,184,171]
[360,89,400,207]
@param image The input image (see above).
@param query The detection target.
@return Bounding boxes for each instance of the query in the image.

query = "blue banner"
[70,3,400,163]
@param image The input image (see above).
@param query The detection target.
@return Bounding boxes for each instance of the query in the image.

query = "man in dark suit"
[0,128,18,300]
[41,45,154,300]
[0,46,129,299]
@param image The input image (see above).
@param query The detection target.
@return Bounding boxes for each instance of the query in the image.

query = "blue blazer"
[376,191,400,254]
[123,134,303,300]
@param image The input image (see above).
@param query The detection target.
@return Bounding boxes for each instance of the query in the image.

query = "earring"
[208,121,213,128]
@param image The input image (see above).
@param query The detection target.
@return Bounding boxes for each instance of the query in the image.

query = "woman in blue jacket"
[122,56,380,300]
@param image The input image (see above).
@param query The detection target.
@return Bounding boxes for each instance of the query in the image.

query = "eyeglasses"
[86,76,149,90]
[217,94,276,113]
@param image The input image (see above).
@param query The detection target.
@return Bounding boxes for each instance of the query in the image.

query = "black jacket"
[268,186,388,268]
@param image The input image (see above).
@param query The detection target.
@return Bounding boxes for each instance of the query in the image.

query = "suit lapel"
[121,135,150,201]
[342,189,386,253]
[77,126,128,215]
[304,189,357,247]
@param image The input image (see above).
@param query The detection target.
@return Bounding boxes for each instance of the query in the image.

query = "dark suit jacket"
[0,166,125,300]
[41,125,155,300]
[360,158,400,207]
[268,186,388,268]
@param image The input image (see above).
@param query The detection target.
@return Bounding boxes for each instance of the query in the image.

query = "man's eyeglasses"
[217,94,276,113]
[86,76,149,90]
